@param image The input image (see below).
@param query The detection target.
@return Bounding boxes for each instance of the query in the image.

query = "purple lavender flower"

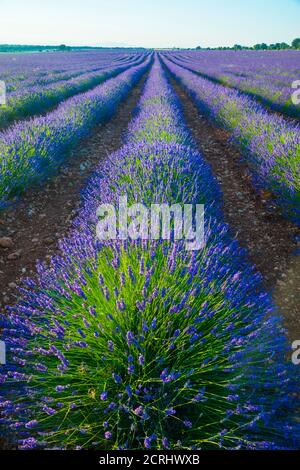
[117,299,126,311]
[133,406,143,416]
[25,420,38,429]
[19,437,38,449]
[112,373,122,384]
[142,320,148,332]
[55,385,68,392]
[162,437,169,449]
[126,330,135,347]
[144,437,152,449]
[100,391,108,401]
[42,405,56,416]
[138,354,145,366]
[183,419,192,428]
[165,407,176,416]
[160,368,180,383]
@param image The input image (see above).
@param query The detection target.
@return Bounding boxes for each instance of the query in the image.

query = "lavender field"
[0,47,299,452]
[162,52,300,223]
[166,50,300,117]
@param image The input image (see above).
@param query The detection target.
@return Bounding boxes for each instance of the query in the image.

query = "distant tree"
[196,46,202,50]
[254,43,268,50]
[267,42,290,50]
[292,38,300,49]
[58,44,67,51]
[233,44,243,50]
[279,42,290,49]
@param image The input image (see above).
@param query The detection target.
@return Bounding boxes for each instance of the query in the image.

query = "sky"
[0,0,299,48]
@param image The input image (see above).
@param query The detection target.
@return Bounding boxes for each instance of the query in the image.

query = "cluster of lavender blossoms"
[162,54,300,225]
[0,56,299,450]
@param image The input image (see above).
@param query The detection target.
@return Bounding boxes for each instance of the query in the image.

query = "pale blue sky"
[0,0,299,48]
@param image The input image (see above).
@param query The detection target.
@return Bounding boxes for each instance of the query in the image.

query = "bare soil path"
[0,73,148,311]
[170,76,300,340]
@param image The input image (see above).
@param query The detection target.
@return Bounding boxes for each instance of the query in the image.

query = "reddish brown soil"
[171,77,300,340]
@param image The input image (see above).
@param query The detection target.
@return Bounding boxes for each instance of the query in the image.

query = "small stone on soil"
[0,237,14,248]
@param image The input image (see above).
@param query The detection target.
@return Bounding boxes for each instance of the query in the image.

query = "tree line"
[0,44,146,53]
[195,38,300,50]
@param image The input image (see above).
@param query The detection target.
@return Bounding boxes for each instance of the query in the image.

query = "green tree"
[254,43,267,50]
[292,38,300,49]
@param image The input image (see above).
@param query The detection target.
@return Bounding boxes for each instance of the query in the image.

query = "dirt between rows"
[170,76,300,340]
[0,73,148,312]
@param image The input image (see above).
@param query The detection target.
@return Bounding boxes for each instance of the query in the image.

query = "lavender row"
[1,56,298,450]
[162,54,300,225]
[5,54,135,92]
[0,56,151,210]
[0,54,147,129]
[0,51,136,88]
[3,57,126,92]
[166,50,300,118]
